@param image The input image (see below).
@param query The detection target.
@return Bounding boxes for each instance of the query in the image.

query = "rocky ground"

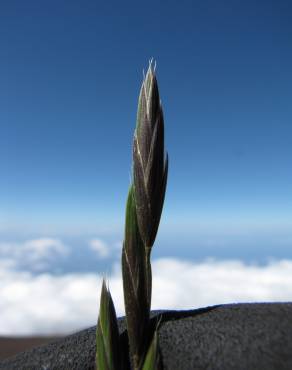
[0,336,60,361]
[1,303,292,370]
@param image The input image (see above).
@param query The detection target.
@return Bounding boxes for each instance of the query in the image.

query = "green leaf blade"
[142,331,161,370]
[96,280,120,370]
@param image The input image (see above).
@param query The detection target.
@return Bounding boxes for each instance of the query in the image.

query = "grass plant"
[96,60,168,370]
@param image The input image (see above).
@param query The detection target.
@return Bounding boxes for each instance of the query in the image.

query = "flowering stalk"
[122,61,168,370]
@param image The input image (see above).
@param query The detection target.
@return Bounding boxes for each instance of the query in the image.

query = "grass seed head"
[133,61,168,249]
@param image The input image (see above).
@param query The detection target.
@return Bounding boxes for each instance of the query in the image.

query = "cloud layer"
[0,238,69,271]
[89,239,110,258]
[1,257,292,335]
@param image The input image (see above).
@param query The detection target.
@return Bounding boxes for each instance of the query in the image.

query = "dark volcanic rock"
[1,303,292,370]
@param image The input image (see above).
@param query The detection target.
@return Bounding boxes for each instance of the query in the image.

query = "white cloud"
[89,239,110,258]
[0,238,69,271]
[151,258,292,309]
[22,238,68,260]
[1,258,292,335]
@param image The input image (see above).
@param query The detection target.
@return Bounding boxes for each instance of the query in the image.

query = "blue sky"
[0,0,292,254]
[1,0,292,335]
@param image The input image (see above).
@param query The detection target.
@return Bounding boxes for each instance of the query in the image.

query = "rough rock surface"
[1,303,292,370]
